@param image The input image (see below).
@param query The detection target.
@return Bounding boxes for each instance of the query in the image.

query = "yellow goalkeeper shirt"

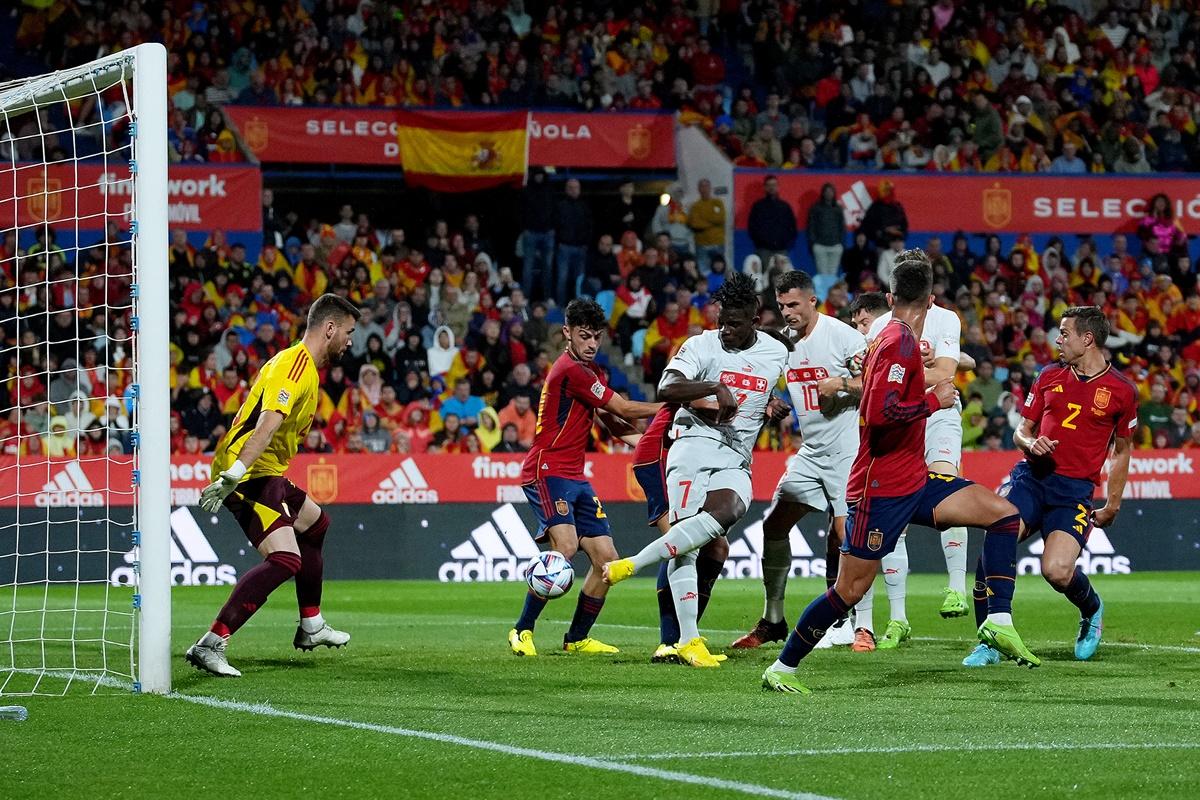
[212,342,318,481]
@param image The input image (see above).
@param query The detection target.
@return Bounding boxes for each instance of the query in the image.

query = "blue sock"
[656,562,680,645]
[564,592,604,643]
[1060,567,1101,618]
[777,588,849,668]
[982,514,1021,615]
[972,555,988,629]
[515,591,548,632]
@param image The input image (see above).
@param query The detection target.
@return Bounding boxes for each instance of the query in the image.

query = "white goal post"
[0,43,170,695]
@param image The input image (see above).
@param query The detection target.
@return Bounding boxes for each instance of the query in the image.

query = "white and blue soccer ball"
[525,551,575,599]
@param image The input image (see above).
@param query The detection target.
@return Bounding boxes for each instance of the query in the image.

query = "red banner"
[2,450,1196,508]
[0,163,262,232]
[733,170,1200,235]
[222,106,675,169]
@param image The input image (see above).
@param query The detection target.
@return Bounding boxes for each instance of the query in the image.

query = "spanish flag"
[396,110,529,192]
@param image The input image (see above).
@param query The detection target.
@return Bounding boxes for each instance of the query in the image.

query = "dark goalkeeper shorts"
[223,475,308,548]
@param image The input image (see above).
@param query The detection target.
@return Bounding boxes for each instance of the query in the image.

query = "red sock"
[214,551,301,637]
[296,512,330,613]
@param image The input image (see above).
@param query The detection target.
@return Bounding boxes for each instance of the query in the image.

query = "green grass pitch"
[4,573,1199,799]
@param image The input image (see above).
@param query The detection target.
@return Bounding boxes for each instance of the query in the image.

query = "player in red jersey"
[763,254,1037,694]
[964,306,1137,667]
[508,299,662,657]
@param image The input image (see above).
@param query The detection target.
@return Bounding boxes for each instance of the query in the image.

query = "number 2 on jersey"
[1061,402,1082,430]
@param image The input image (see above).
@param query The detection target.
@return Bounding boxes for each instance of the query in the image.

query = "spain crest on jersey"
[1094,387,1111,410]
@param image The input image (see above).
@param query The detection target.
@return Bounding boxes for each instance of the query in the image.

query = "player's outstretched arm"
[1093,436,1131,528]
[602,393,662,421]
[595,408,643,447]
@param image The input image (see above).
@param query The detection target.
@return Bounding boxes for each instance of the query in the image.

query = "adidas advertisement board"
[3,501,1196,585]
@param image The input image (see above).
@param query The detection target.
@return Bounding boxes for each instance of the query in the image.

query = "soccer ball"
[525,551,575,599]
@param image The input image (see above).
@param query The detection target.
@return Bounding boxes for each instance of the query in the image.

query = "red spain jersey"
[847,319,941,501]
[633,403,677,465]
[521,352,615,482]
[1021,363,1139,484]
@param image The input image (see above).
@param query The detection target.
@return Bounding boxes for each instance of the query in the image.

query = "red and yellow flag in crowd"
[396,110,529,192]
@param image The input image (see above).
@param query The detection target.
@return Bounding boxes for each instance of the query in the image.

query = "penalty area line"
[619,741,1200,761]
[169,692,836,800]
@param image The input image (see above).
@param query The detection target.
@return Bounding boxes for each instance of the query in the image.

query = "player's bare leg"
[933,486,1039,667]
[929,459,970,618]
[510,523,579,656]
[187,526,303,677]
[1042,530,1104,660]
[291,497,349,651]
[732,498,809,648]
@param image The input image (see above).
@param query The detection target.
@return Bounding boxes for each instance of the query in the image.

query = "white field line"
[169,692,836,800]
[617,741,1200,761]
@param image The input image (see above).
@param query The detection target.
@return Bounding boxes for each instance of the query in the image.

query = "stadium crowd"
[11,1,1200,172]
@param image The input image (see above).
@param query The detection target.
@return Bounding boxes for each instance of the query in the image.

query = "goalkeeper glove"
[199,460,247,513]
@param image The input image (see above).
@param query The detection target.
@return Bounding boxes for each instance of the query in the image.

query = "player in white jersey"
[860,273,976,649]
[602,273,790,668]
[730,270,867,651]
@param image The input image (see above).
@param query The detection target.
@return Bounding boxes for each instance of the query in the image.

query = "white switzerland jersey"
[785,314,867,458]
[664,329,789,459]
[866,303,962,425]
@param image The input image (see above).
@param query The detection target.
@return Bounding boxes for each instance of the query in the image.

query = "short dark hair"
[849,291,889,317]
[564,298,608,330]
[774,269,814,295]
[1061,305,1110,343]
[890,250,933,304]
[308,293,362,328]
[713,271,759,313]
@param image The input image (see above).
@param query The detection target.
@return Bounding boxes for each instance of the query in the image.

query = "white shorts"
[665,436,752,524]
[925,408,962,470]
[771,449,855,517]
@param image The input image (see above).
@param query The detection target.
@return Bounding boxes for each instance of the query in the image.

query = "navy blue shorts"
[1001,461,1094,548]
[632,460,669,526]
[843,473,974,560]
[522,476,610,541]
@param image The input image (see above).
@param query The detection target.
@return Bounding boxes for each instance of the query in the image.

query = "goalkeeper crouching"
[186,295,361,677]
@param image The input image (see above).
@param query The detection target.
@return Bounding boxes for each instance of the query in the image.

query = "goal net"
[0,45,170,696]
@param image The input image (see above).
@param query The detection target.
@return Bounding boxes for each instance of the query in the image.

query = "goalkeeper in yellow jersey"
[186,295,360,677]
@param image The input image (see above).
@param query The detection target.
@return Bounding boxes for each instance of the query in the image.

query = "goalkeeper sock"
[656,561,681,645]
[1059,567,1101,618]
[212,551,302,637]
[668,552,700,642]
[296,511,330,622]
[696,552,724,620]
[972,555,988,629]
[564,592,605,643]
[777,588,850,668]
[761,536,791,624]
[942,526,968,595]
[982,514,1021,621]
[626,511,725,570]
[882,534,909,622]
[515,591,548,632]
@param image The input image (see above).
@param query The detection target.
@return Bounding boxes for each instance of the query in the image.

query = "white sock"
[987,612,1012,626]
[200,631,226,646]
[882,533,909,623]
[770,659,797,674]
[301,613,326,633]
[942,526,968,595]
[856,582,874,633]
[761,536,792,623]
[669,551,700,642]
[628,511,725,570]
